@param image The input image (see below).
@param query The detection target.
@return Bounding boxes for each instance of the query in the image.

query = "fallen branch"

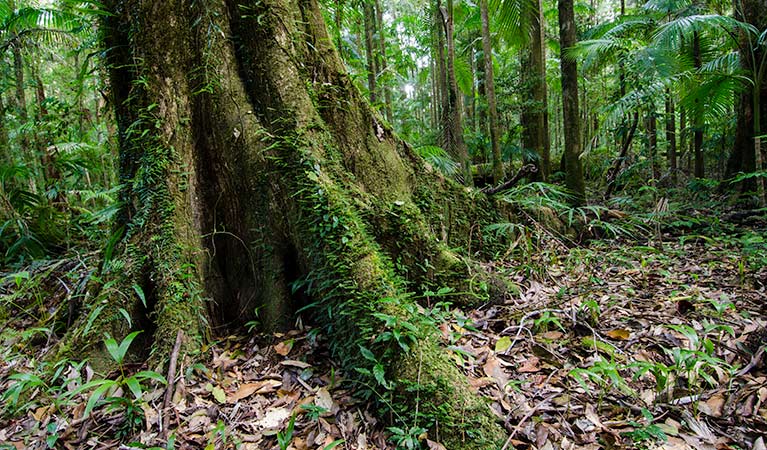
[482,164,538,195]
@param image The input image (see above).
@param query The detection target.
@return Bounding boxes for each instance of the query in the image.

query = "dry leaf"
[426,440,447,450]
[483,353,509,386]
[540,331,564,340]
[606,329,631,340]
[274,339,294,356]
[518,356,541,373]
[257,407,291,430]
[584,403,603,429]
[699,393,725,417]
[227,380,282,403]
[315,387,336,414]
[281,360,311,369]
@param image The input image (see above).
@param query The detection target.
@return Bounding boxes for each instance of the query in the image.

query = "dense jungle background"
[0,0,766,448]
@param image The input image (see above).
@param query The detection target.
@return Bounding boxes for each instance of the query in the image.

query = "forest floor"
[0,214,766,450]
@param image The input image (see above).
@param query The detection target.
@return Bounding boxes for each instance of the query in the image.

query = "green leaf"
[495,336,512,353]
[358,345,376,362]
[373,363,388,388]
[134,371,167,384]
[104,330,143,365]
[124,376,143,399]
[132,284,147,308]
[322,440,345,450]
[211,385,226,403]
[84,382,114,417]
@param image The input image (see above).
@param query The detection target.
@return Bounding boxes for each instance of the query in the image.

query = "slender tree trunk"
[647,105,659,181]
[335,0,344,59]
[665,89,677,184]
[469,43,477,133]
[0,94,10,166]
[521,0,550,180]
[480,0,503,184]
[693,30,705,178]
[375,0,393,122]
[73,0,510,447]
[605,112,638,198]
[363,0,377,104]
[12,44,29,149]
[558,0,586,204]
[680,106,688,174]
[477,45,487,139]
[440,0,472,184]
[435,2,449,139]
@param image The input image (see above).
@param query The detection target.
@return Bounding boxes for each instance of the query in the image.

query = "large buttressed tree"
[83,0,509,447]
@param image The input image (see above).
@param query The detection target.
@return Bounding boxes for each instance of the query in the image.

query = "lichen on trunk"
[68,0,511,447]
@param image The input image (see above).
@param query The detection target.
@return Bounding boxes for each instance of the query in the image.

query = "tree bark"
[363,0,378,104]
[692,30,705,178]
[480,0,503,184]
[665,89,677,185]
[0,94,10,166]
[440,0,472,185]
[558,0,586,204]
[12,43,30,157]
[75,0,508,448]
[375,0,393,122]
[647,105,659,181]
[520,0,550,181]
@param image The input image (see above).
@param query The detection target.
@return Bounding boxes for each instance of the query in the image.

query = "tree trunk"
[520,0,550,181]
[558,0,586,204]
[680,106,688,174]
[0,94,10,167]
[480,0,503,184]
[12,43,30,155]
[363,0,378,104]
[647,105,659,181]
[375,0,393,122]
[440,0,472,185]
[33,72,63,190]
[74,0,508,448]
[435,2,449,139]
[693,30,705,178]
[665,89,677,185]
[729,0,767,201]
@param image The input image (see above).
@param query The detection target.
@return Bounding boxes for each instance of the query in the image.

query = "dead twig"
[162,330,184,438]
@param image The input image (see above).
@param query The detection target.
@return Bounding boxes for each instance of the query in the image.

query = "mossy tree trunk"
[82,0,508,448]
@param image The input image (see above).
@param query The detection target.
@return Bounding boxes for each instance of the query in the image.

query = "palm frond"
[491,0,535,46]
[642,0,692,14]
[653,14,757,48]
[679,73,748,121]
[699,51,740,74]
[415,145,460,176]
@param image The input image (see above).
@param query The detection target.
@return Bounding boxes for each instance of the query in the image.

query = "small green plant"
[703,294,735,316]
[276,414,296,450]
[570,356,636,402]
[622,408,667,448]
[68,331,166,437]
[388,425,427,449]
[533,311,565,333]
[301,404,329,421]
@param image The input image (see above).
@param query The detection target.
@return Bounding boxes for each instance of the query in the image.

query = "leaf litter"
[0,222,765,449]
